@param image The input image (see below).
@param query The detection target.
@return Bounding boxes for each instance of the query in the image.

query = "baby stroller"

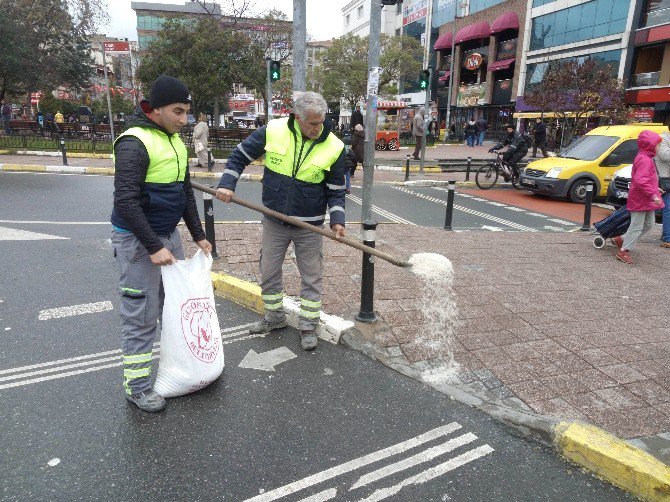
[592,206,631,249]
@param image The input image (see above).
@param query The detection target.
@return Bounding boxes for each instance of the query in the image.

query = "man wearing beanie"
[110,74,212,412]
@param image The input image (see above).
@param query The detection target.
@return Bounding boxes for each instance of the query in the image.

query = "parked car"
[606,164,663,222]
[519,123,667,203]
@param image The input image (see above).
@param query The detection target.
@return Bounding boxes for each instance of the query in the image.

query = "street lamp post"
[444,0,465,143]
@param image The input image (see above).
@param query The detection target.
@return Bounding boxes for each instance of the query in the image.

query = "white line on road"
[547,218,575,226]
[526,212,548,218]
[350,433,478,490]
[38,301,114,320]
[0,220,110,225]
[346,194,416,225]
[242,422,463,502]
[0,226,69,241]
[486,201,507,207]
[358,445,495,502]
[505,207,526,212]
[296,488,338,502]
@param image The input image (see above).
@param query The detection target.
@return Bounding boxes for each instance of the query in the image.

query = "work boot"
[248,319,288,335]
[612,236,623,250]
[616,250,633,264]
[300,330,318,351]
[125,389,166,413]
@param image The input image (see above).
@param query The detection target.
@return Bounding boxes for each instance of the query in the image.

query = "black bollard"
[203,188,220,259]
[465,156,471,182]
[444,180,456,230]
[355,220,378,323]
[405,154,410,182]
[207,148,213,172]
[60,137,68,166]
[581,183,594,231]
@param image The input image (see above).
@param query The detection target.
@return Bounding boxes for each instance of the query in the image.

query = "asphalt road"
[0,171,630,501]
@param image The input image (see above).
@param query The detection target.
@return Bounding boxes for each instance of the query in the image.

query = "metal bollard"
[355,220,378,323]
[203,188,220,259]
[465,156,471,182]
[60,137,68,166]
[207,148,213,172]
[581,183,594,231]
[444,180,456,230]
[404,154,410,182]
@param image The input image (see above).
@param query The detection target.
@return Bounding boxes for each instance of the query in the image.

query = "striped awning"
[377,101,407,110]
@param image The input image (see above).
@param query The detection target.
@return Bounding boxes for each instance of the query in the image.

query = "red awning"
[434,31,454,51]
[489,57,516,72]
[490,12,519,34]
[377,101,407,110]
[455,22,490,44]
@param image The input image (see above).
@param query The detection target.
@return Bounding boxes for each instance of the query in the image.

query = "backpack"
[344,148,357,174]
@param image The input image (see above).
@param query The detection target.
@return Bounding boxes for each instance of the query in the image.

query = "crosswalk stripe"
[38,301,113,320]
[296,488,338,502]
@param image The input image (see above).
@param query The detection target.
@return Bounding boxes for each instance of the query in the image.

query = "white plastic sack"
[153,250,224,397]
[194,140,205,154]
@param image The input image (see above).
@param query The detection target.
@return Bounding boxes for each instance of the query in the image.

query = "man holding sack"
[111,75,211,412]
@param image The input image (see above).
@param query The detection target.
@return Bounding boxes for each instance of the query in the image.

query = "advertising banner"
[403,0,428,26]
[103,41,130,54]
[457,83,487,107]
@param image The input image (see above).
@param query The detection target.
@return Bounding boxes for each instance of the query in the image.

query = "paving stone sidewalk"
[183,221,670,444]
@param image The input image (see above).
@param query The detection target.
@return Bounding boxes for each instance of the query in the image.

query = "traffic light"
[270,60,281,82]
[419,69,430,90]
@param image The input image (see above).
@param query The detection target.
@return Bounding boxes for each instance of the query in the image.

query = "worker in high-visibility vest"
[216,91,346,351]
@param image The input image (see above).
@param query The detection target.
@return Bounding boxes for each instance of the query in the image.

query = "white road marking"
[0,220,109,225]
[547,218,575,226]
[350,433,478,490]
[296,488,338,502]
[238,347,297,372]
[394,187,537,232]
[481,226,503,232]
[526,212,548,218]
[544,225,567,232]
[470,197,488,201]
[486,201,507,207]
[243,422,462,502]
[358,445,495,502]
[0,226,68,241]
[505,207,526,212]
[457,193,473,198]
[38,301,114,320]
[346,194,416,225]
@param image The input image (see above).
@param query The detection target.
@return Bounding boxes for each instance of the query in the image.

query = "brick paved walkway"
[183,220,670,441]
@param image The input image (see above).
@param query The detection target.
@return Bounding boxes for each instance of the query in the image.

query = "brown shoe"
[661,241,670,248]
[616,250,633,264]
[612,236,623,250]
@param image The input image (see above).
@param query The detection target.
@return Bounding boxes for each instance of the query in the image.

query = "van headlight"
[545,167,565,179]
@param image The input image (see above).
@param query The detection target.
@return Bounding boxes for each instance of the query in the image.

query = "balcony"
[633,71,661,87]
[645,7,670,28]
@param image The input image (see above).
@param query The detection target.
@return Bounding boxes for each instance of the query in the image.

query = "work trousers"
[622,210,656,251]
[259,216,324,331]
[112,228,184,395]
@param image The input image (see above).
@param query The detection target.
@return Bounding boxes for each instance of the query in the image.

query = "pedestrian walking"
[532,117,548,158]
[1,99,11,135]
[215,91,346,351]
[192,112,209,168]
[614,130,664,264]
[475,116,487,146]
[254,116,264,128]
[110,75,211,412]
[654,128,670,248]
[465,119,477,147]
[350,105,364,131]
[351,123,365,167]
[412,107,426,159]
[54,111,64,124]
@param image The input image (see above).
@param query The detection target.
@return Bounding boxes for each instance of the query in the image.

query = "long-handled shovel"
[191,181,411,268]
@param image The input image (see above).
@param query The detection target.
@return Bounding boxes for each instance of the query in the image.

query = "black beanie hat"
[147,75,191,109]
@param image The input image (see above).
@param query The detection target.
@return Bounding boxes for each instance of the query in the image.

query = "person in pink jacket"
[614,130,664,264]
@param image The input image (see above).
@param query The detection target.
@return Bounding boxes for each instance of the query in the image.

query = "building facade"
[342,0,403,37]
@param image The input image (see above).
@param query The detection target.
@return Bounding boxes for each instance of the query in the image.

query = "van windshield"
[559,135,619,161]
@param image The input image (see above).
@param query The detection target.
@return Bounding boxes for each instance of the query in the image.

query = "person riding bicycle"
[488,124,528,181]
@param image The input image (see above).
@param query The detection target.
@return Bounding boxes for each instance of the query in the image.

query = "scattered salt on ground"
[407,253,461,381]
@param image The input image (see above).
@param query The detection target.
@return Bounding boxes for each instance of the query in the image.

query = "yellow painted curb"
[0,149,12,154]
[69,152,111,159]
[248,174,263,181]
[192,172,219,179]
[2,164,46,172]
[555,422,670,501]
[85,167,114,175]
[211,272,263,314]
[405,166,440,172]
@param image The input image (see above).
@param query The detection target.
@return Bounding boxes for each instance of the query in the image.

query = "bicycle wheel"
[476,163,499,189]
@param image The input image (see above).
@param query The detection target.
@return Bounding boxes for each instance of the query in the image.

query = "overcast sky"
[104,0,347,41]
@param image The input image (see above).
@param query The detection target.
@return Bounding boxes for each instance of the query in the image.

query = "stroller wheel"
[593,236,605,249]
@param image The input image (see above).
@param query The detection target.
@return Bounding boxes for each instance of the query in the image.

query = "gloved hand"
[488,148,495,153]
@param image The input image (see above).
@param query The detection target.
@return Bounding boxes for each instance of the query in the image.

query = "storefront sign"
[402,0,428,26]
[103,41,130,54]
[464,53,483,71]
[627,107,655,122]
[497,38,517,60]
[457,83,487,107]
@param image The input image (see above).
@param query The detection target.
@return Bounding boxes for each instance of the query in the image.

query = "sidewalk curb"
[210,272,353,345]
[390,180,478,188]
[211,268,670,500]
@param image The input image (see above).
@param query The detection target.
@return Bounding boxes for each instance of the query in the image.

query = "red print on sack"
[181,298,219,363]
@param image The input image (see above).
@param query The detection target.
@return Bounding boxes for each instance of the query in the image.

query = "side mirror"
[603,153,619,166]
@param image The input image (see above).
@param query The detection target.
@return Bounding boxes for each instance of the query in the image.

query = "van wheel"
[568,178,595,203]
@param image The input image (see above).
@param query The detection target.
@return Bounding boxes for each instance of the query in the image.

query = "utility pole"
[293,0,307,92]
[419,0,433,176]
[101,43,115,142]
[444,0,464,143]
[361,0,382,223]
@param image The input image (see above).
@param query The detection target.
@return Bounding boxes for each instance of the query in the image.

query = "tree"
[91,94,135,120]
[523,58,627,147]
[0,0,107,101]
[316,34,423,112]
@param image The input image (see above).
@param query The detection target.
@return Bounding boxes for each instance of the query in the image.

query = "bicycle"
[475,152,522,190]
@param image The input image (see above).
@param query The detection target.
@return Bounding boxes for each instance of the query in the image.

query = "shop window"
[644,0,670,27]
[632,45,664,86]
[358,5,364,18]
